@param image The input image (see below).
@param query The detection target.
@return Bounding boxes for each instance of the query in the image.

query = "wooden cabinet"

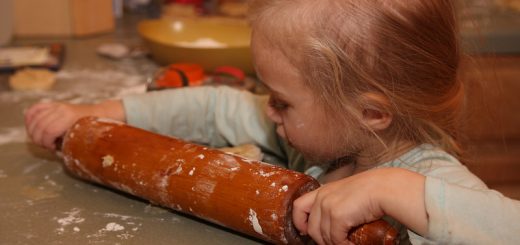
[13,0,114,37]
[460,55,520,198]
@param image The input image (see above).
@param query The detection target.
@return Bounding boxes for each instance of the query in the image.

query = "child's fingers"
[30,109,61,147]
[41,117,68,150]
[307,192,325,245]
[292,190,316,235]
[330,214,351,245]
[307,204,326,245]
[24,102,54,124]
[26,103,57,135]
[27,106,57,140]
[320,206,333,245]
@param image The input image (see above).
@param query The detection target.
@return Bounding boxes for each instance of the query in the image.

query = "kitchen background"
[0,0,519,244]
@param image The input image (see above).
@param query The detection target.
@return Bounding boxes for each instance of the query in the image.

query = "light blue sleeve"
[121,86,286,160]
[404,152,520,244]
[388,146,520,244]
[425,177,520,244]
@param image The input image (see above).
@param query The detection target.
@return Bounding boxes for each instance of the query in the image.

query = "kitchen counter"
[0,14,261,245]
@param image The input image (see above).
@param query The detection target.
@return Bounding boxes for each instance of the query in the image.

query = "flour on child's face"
[252,34,354,163]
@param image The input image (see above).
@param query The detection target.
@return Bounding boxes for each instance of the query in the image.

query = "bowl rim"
[137,19,251,49]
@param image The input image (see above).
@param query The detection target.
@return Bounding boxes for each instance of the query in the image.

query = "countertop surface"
[0,14,262,245]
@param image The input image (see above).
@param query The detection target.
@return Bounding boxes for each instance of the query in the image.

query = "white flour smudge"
[104,222,125,231]
[0,127,26,145]
[248,209,263,235]
[23,161,44,174]
[271,213,278,221]
[258,170,276,178]
[56,208,85,226]
[54,208,85,234]
[174,165,183,175]
[97,212,138,221]
[102,155,114,167]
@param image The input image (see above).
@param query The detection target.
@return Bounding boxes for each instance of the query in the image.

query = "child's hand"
[293,168,428,245]
[24,100,125,150]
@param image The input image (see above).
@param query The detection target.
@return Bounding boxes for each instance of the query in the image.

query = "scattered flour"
[0,127,26,145]
[271,213,278,221]
[102,155,114,167]
[54,208,85,234]
[174,165,183,175]
[258,170,276,178]
[104,222,125,231]
[98,212,138,221]
[87,222,130,240]
[56,208,85,226]
[23,161,44,174]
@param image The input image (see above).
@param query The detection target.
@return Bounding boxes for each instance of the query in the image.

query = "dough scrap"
[219,144,263,161]
[9,68,56,91]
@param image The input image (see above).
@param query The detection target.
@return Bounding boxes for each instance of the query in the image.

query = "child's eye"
[268,96,289,111]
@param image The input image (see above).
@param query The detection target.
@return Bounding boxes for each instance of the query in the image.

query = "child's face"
[252,34,356,163]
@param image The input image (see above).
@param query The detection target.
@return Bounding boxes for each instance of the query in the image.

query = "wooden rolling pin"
[60,117,398,245]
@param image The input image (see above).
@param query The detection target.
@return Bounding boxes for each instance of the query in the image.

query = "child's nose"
[265,105,283,124]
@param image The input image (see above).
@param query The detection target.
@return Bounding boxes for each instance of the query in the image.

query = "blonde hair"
[250,0,464,156]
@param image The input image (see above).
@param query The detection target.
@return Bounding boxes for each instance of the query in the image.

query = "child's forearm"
[377,168,428,236]
[96,100,126,122]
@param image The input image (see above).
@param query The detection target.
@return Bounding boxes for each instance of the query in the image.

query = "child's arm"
[293,167,520,245]
[25,100,125,150]
[424,176,520,244]
[122,86,284,158]
[25,86,285,161]
[292,168,427,245]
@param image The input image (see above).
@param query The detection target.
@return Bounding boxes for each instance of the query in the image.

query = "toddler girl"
[25,0,520,244]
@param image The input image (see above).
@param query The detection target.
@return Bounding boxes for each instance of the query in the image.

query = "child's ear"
[362,109,392,131]
[360,92,393,131]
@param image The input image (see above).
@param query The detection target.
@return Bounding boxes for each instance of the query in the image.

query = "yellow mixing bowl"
[138,18,254,74]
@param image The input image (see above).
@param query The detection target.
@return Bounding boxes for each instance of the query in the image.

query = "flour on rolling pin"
[60,117,320,244]
[60,117,398,245]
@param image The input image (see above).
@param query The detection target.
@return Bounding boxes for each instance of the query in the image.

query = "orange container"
[155,63,206,88]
